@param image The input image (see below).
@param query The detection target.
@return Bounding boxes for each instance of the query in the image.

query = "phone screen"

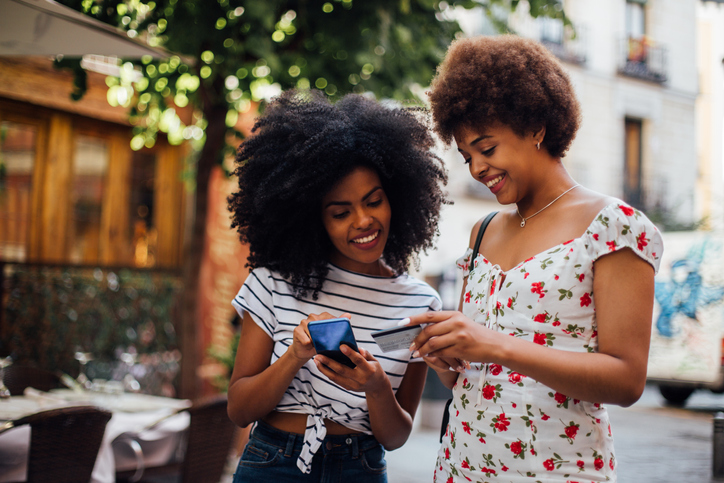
[307,317,359,368]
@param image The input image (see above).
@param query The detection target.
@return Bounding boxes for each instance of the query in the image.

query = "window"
[68,135,109,264]
[624,118,643,208]
[0,121,37,262]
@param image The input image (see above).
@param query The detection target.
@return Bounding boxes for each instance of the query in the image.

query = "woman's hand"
[290,312,352,363]
[407,311,503,365]
[314,346,388,395]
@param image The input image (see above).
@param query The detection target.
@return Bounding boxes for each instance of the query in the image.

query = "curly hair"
[228,90,449,298]
[428,35,581,158]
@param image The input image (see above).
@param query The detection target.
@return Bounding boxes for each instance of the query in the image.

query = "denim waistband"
[251,419,380,458]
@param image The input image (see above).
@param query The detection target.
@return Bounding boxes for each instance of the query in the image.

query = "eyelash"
[462,147,496,164]
[331,200,383,219]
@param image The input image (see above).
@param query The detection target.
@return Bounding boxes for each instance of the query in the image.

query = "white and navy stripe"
[232,264,441,473]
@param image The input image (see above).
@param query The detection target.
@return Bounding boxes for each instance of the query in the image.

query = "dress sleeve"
[456,248,474,278]
[585,203,664,274]
[231,268,277,338]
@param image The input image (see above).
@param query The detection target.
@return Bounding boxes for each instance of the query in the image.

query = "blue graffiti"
[654,240,724,338]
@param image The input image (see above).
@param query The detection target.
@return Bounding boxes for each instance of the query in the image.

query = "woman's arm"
[226,312,315,427]
[314,347,427,450]
[409,248,655,407]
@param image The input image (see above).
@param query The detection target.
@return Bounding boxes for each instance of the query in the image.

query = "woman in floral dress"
[405,35,664,482]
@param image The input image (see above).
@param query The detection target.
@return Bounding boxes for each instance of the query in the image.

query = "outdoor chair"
[7,405,112,483]
[4,365,62,396]
[115,394,238,483]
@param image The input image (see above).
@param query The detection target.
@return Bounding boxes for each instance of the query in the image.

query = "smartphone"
[307,317,360,368]
[371,325,422,353]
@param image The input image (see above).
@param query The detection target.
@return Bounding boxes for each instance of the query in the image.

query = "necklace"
[516,184,580,228]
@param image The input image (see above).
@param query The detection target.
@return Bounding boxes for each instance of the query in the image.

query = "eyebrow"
[457,135,492,153]
[324,186,383,209]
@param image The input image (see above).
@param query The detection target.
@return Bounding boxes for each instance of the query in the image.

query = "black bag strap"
[439,210,498,444]
[471,211,498,261]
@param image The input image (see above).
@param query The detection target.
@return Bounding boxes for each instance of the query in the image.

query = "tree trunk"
[177,102,228,399]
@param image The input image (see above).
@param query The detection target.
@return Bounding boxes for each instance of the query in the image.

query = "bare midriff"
[262,410,364,435]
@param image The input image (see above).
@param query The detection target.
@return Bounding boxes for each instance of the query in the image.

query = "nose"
[352,207,374,229]
[469,155,489,180]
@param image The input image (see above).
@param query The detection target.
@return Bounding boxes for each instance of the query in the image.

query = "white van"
[647,231,724,405]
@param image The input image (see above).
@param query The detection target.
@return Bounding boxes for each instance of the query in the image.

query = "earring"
[536,142,540,150]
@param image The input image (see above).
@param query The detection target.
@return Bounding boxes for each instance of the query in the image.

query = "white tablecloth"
[0,390,191,483]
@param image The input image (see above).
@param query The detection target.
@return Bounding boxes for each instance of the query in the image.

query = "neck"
[515,166,577,218]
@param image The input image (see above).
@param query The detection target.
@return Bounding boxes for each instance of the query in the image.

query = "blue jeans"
[232,420,387,483]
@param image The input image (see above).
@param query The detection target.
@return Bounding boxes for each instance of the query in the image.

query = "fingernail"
[409,342,416,351]
[398,318,410,326]
[412,350,420,358]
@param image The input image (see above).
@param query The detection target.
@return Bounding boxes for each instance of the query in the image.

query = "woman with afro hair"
[404,35,664,482]
[226,89,447,482]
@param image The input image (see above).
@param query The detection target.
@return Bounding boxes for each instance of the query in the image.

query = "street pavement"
[386,384,724,482]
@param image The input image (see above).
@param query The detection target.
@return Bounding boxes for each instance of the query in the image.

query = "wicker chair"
[115,394,237,483]
[4,365,61,396]
[10,405,112,483]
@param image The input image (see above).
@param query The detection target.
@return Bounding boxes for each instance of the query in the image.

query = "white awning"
[0,0,171,57]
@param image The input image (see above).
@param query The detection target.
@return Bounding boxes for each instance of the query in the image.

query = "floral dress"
[434,202,663,483]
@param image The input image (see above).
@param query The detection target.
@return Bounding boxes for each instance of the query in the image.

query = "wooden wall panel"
[99,130,132,265]
[154,143,184,268]
[40,113,74,262]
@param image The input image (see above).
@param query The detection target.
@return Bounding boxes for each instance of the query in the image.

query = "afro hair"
[228,90,449,298]
[428,35,581,158]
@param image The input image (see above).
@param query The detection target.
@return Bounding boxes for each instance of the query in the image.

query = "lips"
[351,230,381,249]
[482,173,506,194]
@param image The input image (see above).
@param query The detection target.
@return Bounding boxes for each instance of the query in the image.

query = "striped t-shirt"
[231,263,441,473]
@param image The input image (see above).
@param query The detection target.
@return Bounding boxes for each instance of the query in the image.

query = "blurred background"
[0,0,722,437]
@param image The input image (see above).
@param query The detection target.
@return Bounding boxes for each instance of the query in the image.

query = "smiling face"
[455,123,541,206]
[321,165,392,275]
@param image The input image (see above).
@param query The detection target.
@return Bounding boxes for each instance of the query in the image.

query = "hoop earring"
[536,142,540,150]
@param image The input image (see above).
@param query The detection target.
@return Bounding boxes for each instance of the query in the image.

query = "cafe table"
[0,388,191,483]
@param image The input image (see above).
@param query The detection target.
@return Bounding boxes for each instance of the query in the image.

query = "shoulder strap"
[472,211,498,258]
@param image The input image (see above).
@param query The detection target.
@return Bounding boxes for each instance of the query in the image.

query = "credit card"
[371,325,422,353]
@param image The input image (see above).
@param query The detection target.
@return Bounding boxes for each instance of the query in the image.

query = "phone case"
[308,318,359,368]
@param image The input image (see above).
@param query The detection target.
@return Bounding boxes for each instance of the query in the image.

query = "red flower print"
[552,321,561,327]
[489,364,502,376]
[461,460,470,469]
[501,465,508,472]
[610,459,614,470]
[534,333,547,345]
[554,392,568,404]
[512,402,517,408]
[543,459,555,471]
[482,384,496,400]
[594,457,604,471]
[445,447,450,459]
[578,273,585,282]
[462,422,472,434]
[530,448,536,456]
[524,256,535,263]
[478,436,486,443]
[509,372,524,384]
[496,301,502,310]
[481,467,496,475]
[462,378,468,387]
[554,275,560,280]
[494,413,510,432]
[606,241,617,252]
[577,460,585,469]
[489,283,495,296]
[465,291,471,303]
[447,477,453,483]
[541,413,550,421]
[619,205,634,216]
[593,233,599,240]
[534,313,547,323]
[531,282,546,298]
[565,424,579,439]
[524,272,530,279]
[637,232,648,251]
[564,239,574,245]
[510,441,522,455]
[580,293,592,307]
[507,297,513,308]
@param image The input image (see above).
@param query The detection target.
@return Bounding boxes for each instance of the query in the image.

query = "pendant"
[520,219,526,228]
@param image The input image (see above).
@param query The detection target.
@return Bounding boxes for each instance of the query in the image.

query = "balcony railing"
[539,21,587,65]
[618,37,668,84]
